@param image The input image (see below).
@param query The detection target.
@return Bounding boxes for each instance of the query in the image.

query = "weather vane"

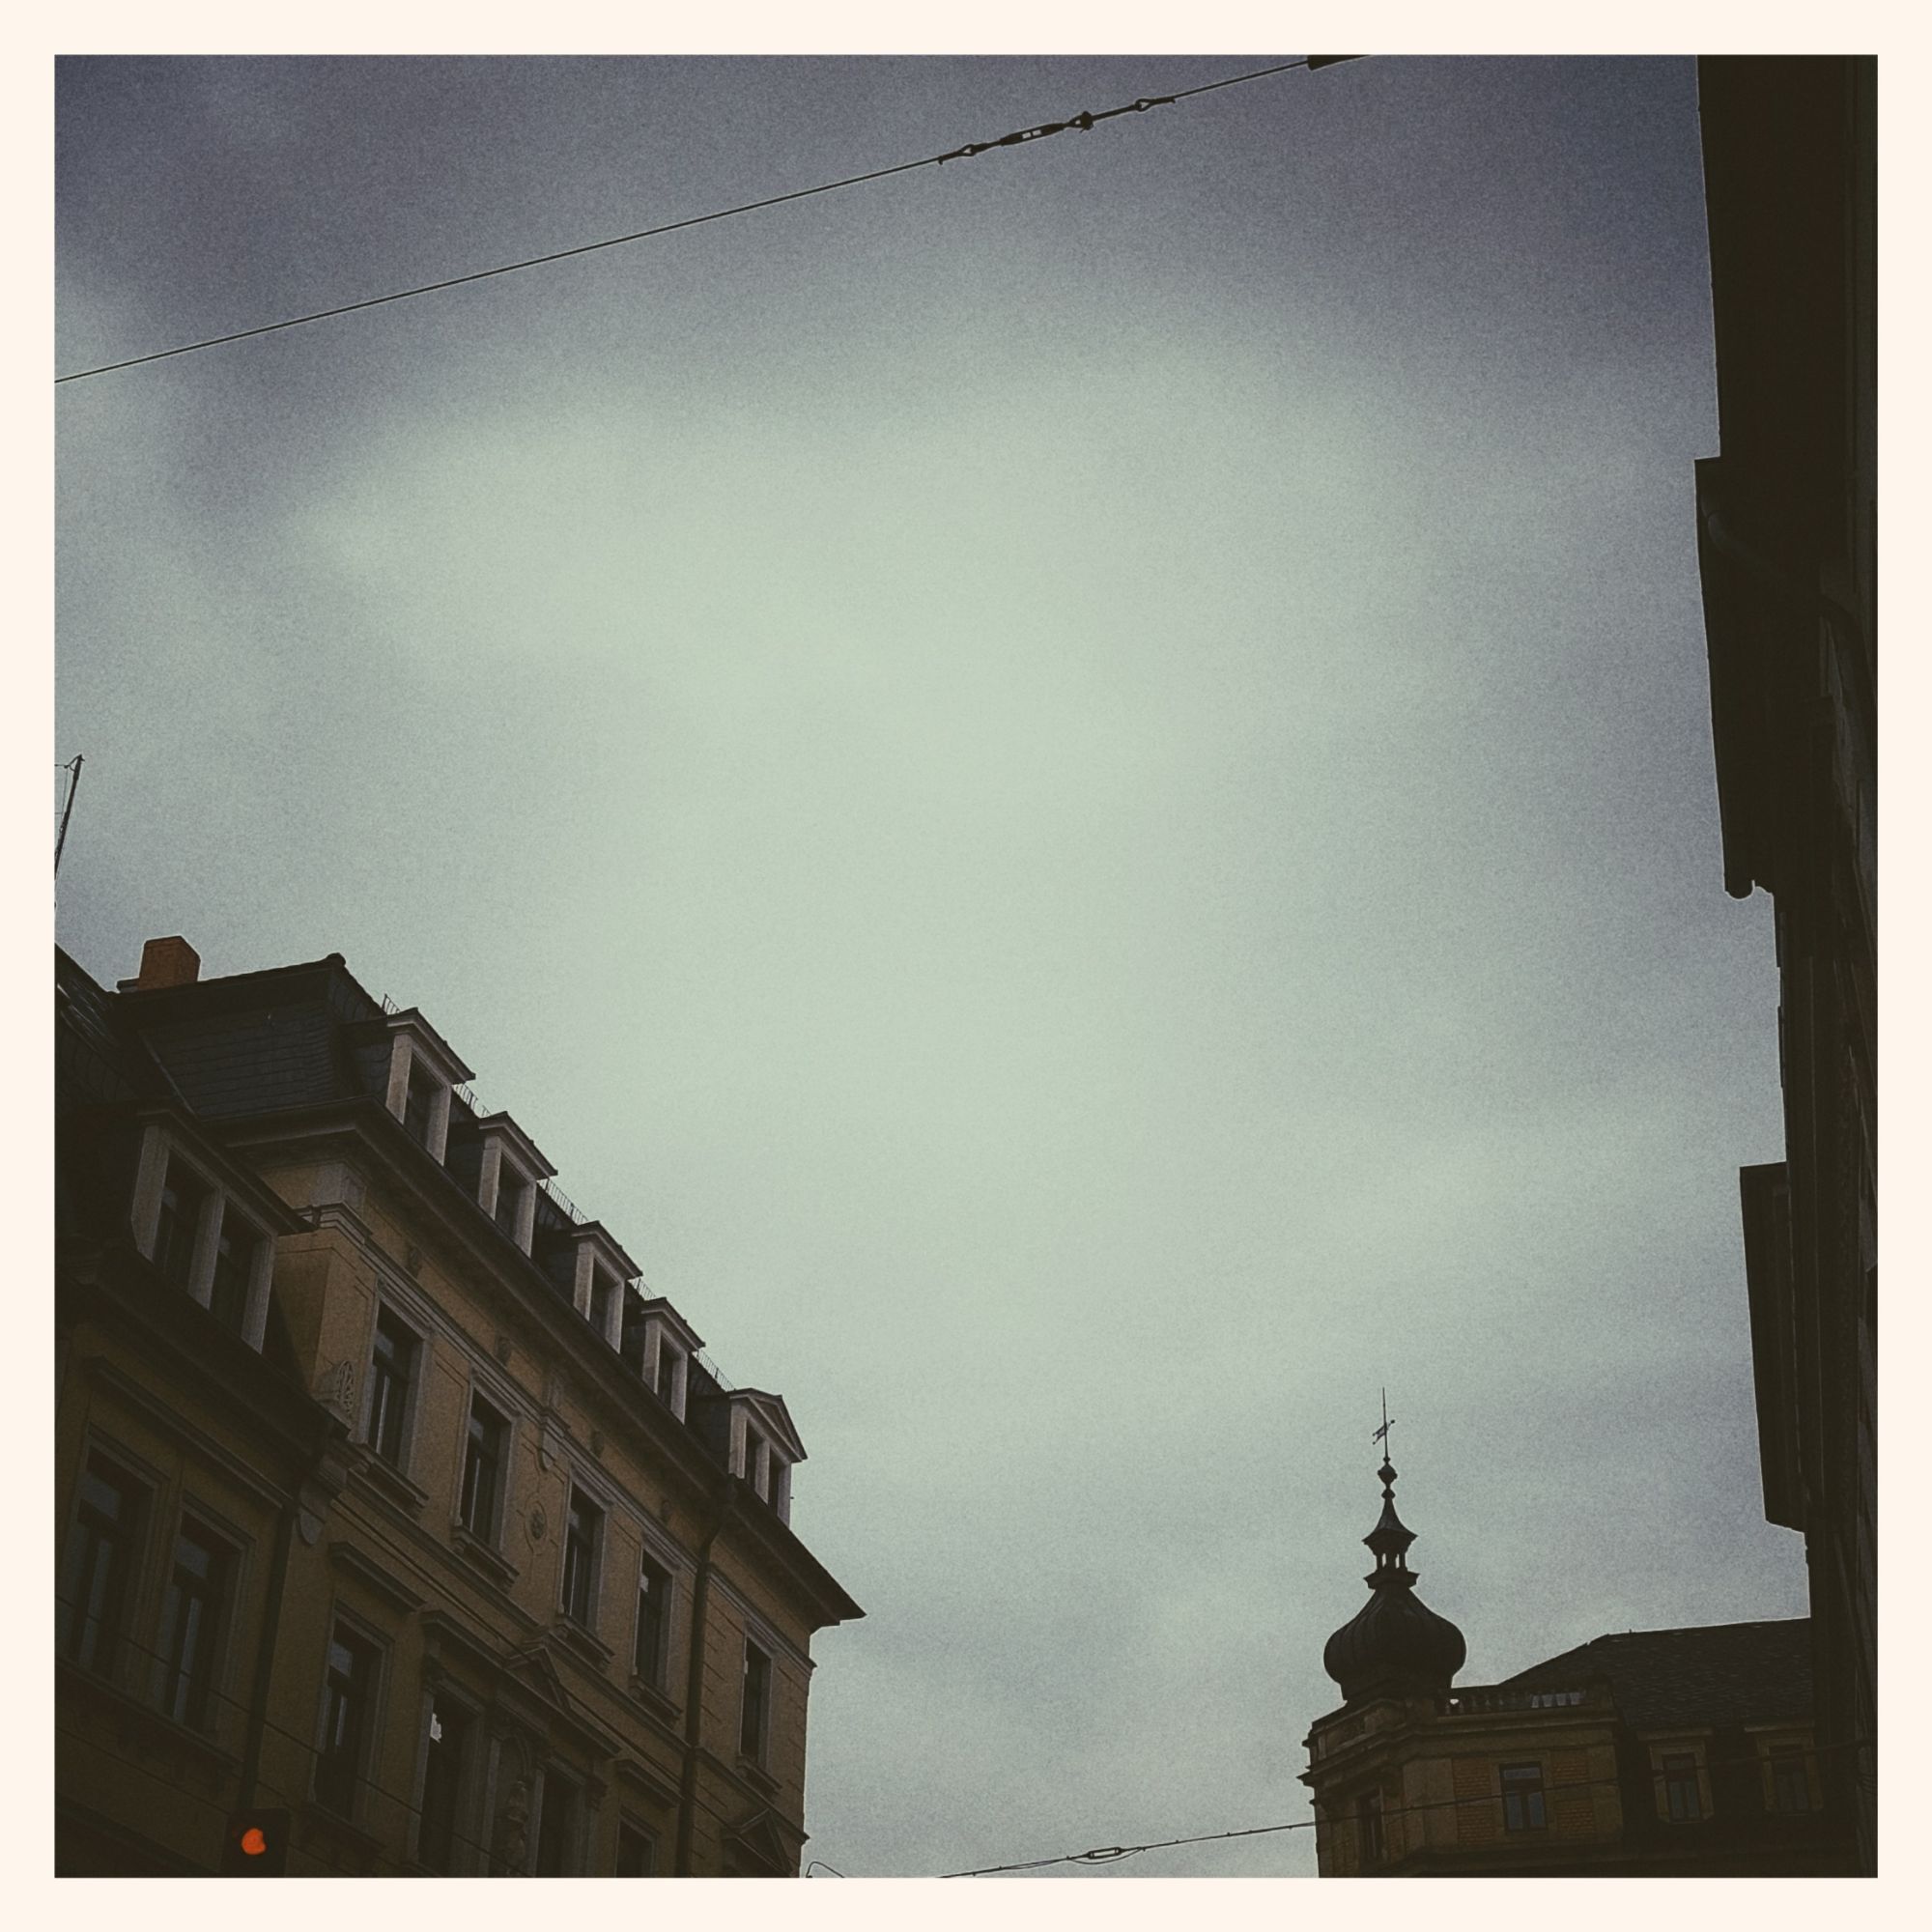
[1371,1388,1395,1461]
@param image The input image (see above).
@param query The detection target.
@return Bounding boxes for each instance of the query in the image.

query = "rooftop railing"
[406,1044,747,1407]
[1440,1688,1590,1715]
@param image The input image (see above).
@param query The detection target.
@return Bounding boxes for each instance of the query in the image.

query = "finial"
[1371,1388,1396,1489]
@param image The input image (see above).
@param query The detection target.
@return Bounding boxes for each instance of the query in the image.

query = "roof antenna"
[54,753,83,878]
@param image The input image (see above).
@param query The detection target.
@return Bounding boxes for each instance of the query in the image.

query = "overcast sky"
[54,53,1808,1878]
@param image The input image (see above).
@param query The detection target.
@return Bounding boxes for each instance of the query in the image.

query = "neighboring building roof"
[1498,1618,1813,1732]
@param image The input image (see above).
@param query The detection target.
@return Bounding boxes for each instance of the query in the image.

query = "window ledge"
[736,1756,780,1798]
[298,1800,386,1875]
[451,1522,519,1591]
[627,1675,680,1723]
[57,1660,238,1788]
[328,1540,424,1616]
[350,1451,429,1519]
[552,1616,613,1668]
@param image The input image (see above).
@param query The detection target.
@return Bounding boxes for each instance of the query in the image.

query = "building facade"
[1693,54,1877,1872]
[1300,1459,1852,1876]
[56,935,861,1877]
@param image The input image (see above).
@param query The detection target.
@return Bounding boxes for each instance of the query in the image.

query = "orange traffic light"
[222,1808,288,1875]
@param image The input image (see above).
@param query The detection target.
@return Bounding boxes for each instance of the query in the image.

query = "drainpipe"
[674,1481,736,1875]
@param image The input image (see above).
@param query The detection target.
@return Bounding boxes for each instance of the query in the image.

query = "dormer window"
[589,1269,619,1344]
[654,1341,687,1414]
[153,1162,209,1291]
[381,1010,473,1168]
[209,1217,257,1334]
[725,1392,805,1526]
[635,1298,703,1425]
[130,1125,278,1350]
[739,1431,792,1518]
[473,1113,554,1257]
[403,1061,439,1147]
[568,1224,639,1352]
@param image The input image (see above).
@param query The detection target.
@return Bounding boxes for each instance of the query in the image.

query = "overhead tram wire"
[935,1734,1874,1876]
[54,58,1362,387]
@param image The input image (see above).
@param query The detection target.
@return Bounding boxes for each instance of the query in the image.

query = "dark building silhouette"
[1692,54,1876,1873]
[1301,1460,1853,1875]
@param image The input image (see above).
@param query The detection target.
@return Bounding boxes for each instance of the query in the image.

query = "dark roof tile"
[1500,1619,1813,1731]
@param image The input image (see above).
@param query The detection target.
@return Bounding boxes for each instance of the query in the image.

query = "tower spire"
[1320,1399,1466,1705]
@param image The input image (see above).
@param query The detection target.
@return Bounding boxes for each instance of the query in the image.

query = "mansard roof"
[1498,1618,1813,1731]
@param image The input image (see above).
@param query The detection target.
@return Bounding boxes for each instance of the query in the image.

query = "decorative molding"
[550,1616,614,1671]
[58,1661,240,1796]
[84,1357,290,1514]
[296,1800,385,1876]
[612,1752,682,1811]
[312,1359,355,1424]
[328,1540,424,1616]
[348,1450,430,1520]
[452,1523,520,1593]
[626,1676,682,1731]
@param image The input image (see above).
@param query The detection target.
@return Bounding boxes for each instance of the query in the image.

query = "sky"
[53,52,1811,1880]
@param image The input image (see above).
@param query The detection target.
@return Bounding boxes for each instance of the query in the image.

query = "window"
[1501,1762,1547,1833]
[58,1457,142,1675]
[751,1449,789,1518]
[315,1625,380,1814]
[740,1641,771,1763]
[1661,1751,1703,1822]
[535,1770,580,1876]
[417,1695,471,1873]
[367,1308,419,1467]
[635,1553,671,1686]
[653,1342,683,1413]
[615,1822,657,1876]
[1770,1745,1812,1813]
[1356,1788,1385,1864]
[151,1520,230,1726]
[209,1217,254,1335]
[492,1167,529,1243]
[561,1490,603,1627]
[460,1394,508,1541]
[589,1269,618,1343]
[403,1061,439,1150]
[154,1160,207,1290]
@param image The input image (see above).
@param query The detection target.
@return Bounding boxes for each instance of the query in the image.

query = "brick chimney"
[124,935,201,991]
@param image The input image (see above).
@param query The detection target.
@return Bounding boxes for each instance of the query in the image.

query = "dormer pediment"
[505,1639,573,1713]
[381,1009,472,1166]
[729,1389,806,1465]
[473,1111,557,1181]
[636,1294,704,1357]
[566,1220,640,1350]
[383,1009,473,1088]
[568,1220,639,1285]
[724,1806,796,1875]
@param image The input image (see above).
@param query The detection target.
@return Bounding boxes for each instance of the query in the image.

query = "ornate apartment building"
[1300,1456,1852,1876]
[55,935,861,1877]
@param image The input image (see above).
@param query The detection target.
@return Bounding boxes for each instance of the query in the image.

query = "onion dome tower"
[1321,1443,1466,1706]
